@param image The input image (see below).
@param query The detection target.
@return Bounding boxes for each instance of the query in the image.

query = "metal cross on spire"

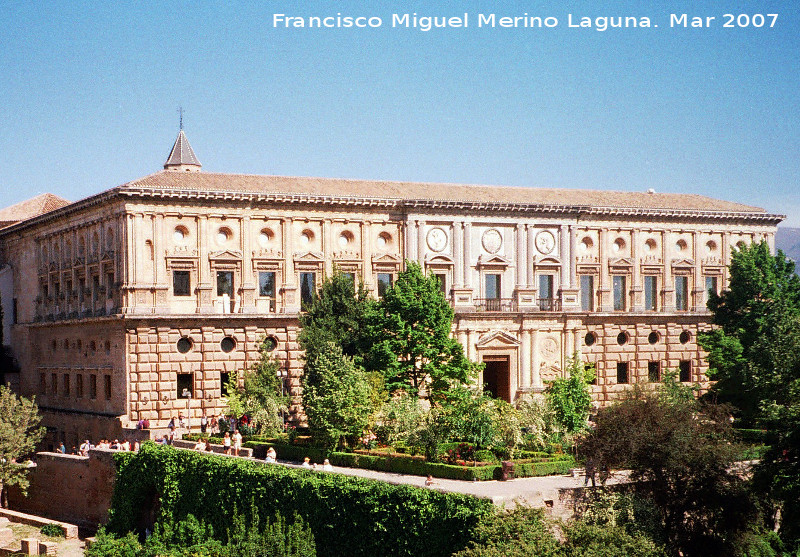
[177,106,184,130]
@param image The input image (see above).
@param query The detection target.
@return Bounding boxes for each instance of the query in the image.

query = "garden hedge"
[108,443,493,557]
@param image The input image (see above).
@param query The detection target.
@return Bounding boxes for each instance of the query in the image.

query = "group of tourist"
[59,438,141,455]
[301,457,334,472]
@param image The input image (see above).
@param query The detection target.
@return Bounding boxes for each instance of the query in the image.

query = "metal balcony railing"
[475,298,517,312]
[538,297,561,311]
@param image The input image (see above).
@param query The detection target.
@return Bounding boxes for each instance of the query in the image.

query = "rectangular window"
[435,273,447,296]
[485,274,501,299]
[300,272,316,308]
[63,373,70,396]
[616,362,629,384]
[40,372,46,393]
[89,374,97,399]
[220,372,231,397]
[92,275,100,302]
[106,272,115,299]
[78,278,85,299]
[104,375,112,400]
[613,275,627,311]
[173,271,191,296]
[77,374,84,398]
[580,275,594,311]
[177,373,193,399]
[679,360,692,383]
[539,274,554,310]
[258,271,276,298]
[644,276,658,311]
[343,272,356,285]
[54,282,60,299]
[648,361,661,382]
[705,276,718,303]
[377,273,393,298]
[216,271,234,297]
[675,276,689,311]
[51,373,58,394]
[12,298,17,324]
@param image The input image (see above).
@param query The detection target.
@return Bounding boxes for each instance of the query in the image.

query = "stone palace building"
[0,130,784,447]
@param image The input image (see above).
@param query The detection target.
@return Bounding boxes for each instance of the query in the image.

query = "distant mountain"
[776,227,800,273]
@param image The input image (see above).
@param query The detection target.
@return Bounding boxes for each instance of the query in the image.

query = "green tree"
[545,354,594,434]
[367,262,475,397]
[699,241,800,423]
[578,384,758,557]
[302,342,372,449]
[225,337,288,434]
[0,385,45,506]
[298,270,372,365]
[698,242,800,547]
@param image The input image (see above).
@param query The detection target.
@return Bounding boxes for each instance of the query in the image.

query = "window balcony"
[475,298,517,312]
[538,297,561,312]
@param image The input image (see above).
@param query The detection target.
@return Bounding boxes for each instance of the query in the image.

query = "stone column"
[531,329,542,388]
[569,225,577,289]
[466,329,476,361]
[405,219,416,262]
[323,219,332,276]
[197,215,213,312]
[631,229,642,312]
[520,328,531,389]
[526,225,535,288]
[692,230,703,311]
[240,216,256,313]
[599,228,611,311]
[416,220,426,267]
[362,220,372,288]
[282,218,298,312]
[516,224,525,289]
[663,229,674,311]
[454,222,464,288]
[560,225,569,290]
[463,222,472,288]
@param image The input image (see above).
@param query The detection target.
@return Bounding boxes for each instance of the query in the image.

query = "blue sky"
[1,1,798,226]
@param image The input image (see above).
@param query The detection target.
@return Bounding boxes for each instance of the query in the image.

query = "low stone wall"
[8,449,117,529]
[172,439,253,458]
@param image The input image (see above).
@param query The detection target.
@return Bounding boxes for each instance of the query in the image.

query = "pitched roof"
[122,171,768,214]
[163,130,201,169]
[0,193,71,228]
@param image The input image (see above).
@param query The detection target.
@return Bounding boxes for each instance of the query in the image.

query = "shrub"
[107,443,492,557]
[39,523,64,537]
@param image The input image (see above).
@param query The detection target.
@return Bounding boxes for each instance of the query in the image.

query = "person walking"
[232,429,242,457]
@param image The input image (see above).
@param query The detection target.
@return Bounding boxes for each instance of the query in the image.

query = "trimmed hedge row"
[108,443,493,557]
[327,451,575,481]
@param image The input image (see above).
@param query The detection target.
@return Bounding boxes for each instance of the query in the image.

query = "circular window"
[177,337,193,354]
[617,332,629,345]
[301,230,314,245]
[679,331,691,344]
[339,231,353,247]
[644,238,657,253]
[706,240,717,255]
[377,232,391,249]
[174,226,188,244]
[258,229,273,247]
[262,336,278,352]
[675,239,687,253]
[580,237,593,252]
[613,238,626,253]
[217,227,231,246]
[220,336,236,353]
[648,331,660,345]
[584,332,597,346]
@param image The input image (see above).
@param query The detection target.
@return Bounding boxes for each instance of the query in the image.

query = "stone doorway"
[482,356,511,402]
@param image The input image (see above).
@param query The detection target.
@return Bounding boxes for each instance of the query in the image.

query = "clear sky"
[1,1,798,225]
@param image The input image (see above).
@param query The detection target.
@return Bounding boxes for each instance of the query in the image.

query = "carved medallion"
[481,229,503,254]
[535,230,556,255]
[426,227,448,252]
[540,337,559,359]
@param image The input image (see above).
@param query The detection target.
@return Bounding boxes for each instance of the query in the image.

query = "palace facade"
[0,130,784,447]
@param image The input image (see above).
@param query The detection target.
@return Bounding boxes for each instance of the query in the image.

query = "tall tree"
[366,262,475,397]
[0,385,45,506]
[700,241,800,422]
[302,342,372,449]
[700,242,800,547]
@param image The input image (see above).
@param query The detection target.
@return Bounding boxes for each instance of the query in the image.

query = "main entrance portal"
[482,356,511,402]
